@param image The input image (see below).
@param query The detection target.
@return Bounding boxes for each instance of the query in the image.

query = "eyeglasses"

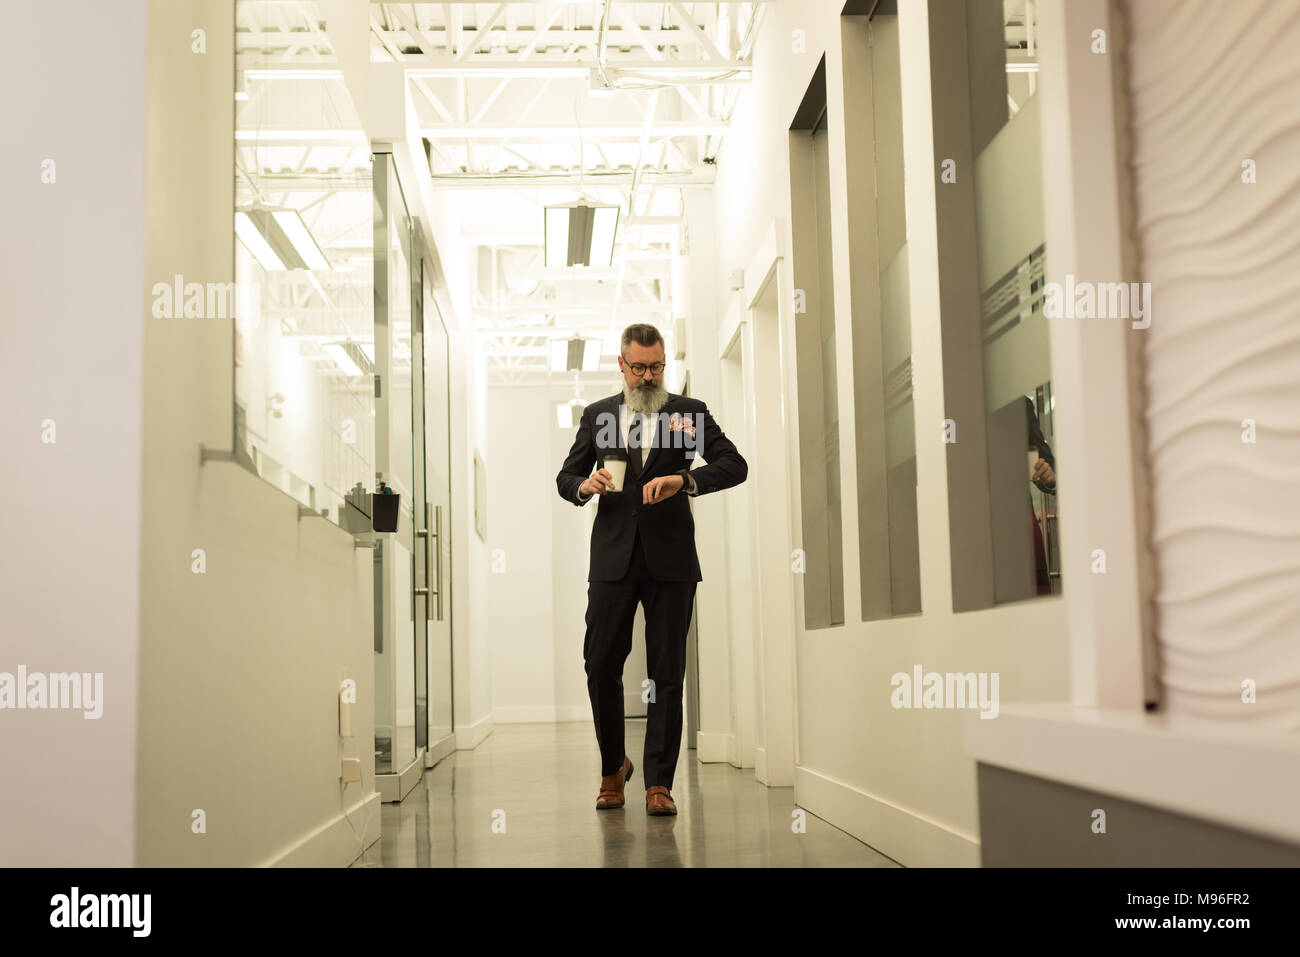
[623,360,666,376]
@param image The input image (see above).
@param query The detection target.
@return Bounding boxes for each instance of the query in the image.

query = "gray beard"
[623,379,668,414]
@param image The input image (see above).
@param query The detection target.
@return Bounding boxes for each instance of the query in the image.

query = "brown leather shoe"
[645,785,677,815]
[596,755,634,809]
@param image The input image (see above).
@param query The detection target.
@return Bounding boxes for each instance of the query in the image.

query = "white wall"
[134,0,378,867]
[706,0,1070,865]
[0,0,146,867]
[486,386,559,721]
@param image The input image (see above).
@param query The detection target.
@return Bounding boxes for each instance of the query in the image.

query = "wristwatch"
[676,468,695,493]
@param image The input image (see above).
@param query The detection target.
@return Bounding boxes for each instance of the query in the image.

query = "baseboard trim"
[377,748,425,803]
[795,765,980,867]
[266,790,382,867]
[455,712,494,748]
[695,730,735,764]
[425,732,456,768]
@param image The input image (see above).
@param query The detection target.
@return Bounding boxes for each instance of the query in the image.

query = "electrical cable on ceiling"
[589,0,755,90]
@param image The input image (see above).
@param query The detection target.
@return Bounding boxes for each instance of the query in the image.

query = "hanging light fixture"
[557,370,590,427]
[236,205,331,271]
[549,335,602,372]
[544,203,619,268]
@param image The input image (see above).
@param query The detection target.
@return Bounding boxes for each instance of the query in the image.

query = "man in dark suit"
[556,323,748,815]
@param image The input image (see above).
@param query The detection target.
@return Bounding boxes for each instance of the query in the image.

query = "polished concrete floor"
[351,720,900,867]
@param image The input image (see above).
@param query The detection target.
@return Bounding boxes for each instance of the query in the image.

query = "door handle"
[416,502,443,621]
[432,504,443,621]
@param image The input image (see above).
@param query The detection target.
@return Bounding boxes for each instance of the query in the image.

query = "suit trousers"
[583,527,697,790]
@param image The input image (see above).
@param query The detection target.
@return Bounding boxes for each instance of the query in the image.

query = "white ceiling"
[234,1,1036,388]
[235,0,767,388]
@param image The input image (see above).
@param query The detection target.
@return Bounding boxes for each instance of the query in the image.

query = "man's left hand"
[644,474,685,505]
[1032,459,1056,492]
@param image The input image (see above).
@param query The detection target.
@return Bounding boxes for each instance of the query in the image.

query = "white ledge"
[964,703,1300,846]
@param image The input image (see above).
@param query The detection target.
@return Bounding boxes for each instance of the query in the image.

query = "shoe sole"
[595,759,634,809]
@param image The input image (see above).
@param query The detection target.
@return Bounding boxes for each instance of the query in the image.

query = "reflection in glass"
[812,106,845,626]
[233,0,374,525]
[372,153,417,776]
[790,81,845,631]
[870,11,920,617]
[423,269,455,749]
[969,0,1062,603]
[1027,387,1060,594]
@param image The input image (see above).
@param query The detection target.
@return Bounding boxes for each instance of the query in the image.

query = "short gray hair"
[620,323,664,355]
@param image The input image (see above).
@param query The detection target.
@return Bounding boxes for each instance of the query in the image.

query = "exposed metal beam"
[428,169,713,189]
[401,58,752,78]
[420,120,727,139]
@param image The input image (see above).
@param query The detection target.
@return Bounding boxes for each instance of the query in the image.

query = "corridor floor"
[350,721,900,867]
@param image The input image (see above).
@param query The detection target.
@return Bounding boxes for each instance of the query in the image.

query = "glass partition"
[789,58,846,630]
[844,8,921,621]
[931,0,1062,609]
[372,152,417,777]
[422,264,455,751]
[233,0,374,526]
[234,2,445,798]
[971,1,1062,603]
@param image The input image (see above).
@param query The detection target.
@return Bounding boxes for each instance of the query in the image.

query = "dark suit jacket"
[556,392,748,582]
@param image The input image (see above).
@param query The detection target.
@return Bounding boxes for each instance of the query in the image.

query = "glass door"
[373,152,422,800]
[410,256,429,759]
[421,258,454,757]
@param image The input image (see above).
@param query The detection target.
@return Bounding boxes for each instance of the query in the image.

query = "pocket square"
[668,413,696,439]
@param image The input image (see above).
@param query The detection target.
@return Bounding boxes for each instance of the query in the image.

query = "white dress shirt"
[577,406,697,502]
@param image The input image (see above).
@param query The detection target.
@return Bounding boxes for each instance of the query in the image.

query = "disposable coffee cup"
[601,451,628,493]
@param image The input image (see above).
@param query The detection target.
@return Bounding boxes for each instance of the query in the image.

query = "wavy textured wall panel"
[1123,0,1300,730]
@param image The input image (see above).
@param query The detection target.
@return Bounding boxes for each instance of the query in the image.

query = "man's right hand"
[579,468,616,496]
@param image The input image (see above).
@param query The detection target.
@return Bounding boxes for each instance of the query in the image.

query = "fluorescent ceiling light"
[236,206,332,272]
[550,336,600,372]
[589,207,618,267]
[272,210,331,270]
[545,208,569,269]
[556,399,588,429]
[235,211,286,271]
[549,338,568,371]
[544,203,620,268]
[324,342,364,377]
